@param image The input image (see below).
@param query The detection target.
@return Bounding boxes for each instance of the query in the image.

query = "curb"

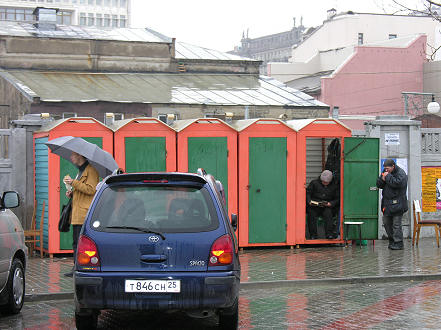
[240,273,441,290]
[25,273,441,302]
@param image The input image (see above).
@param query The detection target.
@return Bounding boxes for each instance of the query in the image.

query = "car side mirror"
[230,213,237,231]
[2,191,19,209]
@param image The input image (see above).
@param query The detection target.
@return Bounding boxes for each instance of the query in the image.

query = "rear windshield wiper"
[105,226,165,240]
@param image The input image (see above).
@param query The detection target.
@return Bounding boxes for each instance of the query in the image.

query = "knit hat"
[320,170,333,183]
[383,158,396,167]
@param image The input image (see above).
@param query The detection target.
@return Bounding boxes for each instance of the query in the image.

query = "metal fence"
[421,128,441,166]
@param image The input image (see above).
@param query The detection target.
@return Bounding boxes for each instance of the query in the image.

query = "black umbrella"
[45,136,118,178]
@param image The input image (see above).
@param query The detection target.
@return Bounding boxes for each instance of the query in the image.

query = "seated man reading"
[306,170,340,239]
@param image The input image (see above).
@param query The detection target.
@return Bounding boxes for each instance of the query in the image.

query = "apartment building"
[0,0,131,27]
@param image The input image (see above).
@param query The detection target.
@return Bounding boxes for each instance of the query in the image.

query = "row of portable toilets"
[33,116,379,256]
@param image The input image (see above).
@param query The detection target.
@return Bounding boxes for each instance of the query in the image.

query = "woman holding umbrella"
[63,152,99,277]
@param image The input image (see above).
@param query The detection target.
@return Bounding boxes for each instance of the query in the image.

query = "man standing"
[306,170,340,239]
[376,158,408,250]
[63,152,99,276]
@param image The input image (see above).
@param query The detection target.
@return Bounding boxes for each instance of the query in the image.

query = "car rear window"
[90,185,219,233]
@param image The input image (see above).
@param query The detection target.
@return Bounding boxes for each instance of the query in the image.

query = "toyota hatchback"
[74,170,240,329]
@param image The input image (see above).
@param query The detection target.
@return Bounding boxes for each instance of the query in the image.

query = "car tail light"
[77,235,100,270]
[209,235,233,266]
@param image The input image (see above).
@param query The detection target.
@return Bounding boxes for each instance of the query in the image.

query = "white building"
[269,11,440,84]
[0,0,131,27]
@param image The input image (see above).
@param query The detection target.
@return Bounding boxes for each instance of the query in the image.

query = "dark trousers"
[383,214,403,248]
[72,224,82,262]
[307,206,335,237]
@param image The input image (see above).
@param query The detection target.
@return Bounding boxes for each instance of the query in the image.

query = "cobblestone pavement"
[2,279,441,329]
[24,238,441,297]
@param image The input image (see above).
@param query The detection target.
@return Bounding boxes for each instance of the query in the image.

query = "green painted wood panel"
[249,137,287,243]
[124,137,166,172]
[188,137,228,209]
[343,137,380,239]
[59,137,102,250]
[34,137,49,250]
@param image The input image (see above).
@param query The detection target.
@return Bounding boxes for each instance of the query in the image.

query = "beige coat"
[71,164,99,225]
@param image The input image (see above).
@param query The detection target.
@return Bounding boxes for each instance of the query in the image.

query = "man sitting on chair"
[306,170,340,239]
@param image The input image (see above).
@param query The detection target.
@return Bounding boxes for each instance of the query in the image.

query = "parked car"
[74,170,240,329]
[0,191,27,315]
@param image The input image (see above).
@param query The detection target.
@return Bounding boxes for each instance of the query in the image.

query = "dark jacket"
[306,177,340,208]
[376,165,408,216]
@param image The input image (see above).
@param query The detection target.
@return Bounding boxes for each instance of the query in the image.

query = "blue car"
[74,170,240,329]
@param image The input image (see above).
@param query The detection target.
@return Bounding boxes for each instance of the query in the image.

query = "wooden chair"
[412,200,441,247]
[24,200,45,258]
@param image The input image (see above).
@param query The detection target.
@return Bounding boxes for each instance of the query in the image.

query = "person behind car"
[63,152,99,276]
[306,170,340,239]
[376,158,408,250]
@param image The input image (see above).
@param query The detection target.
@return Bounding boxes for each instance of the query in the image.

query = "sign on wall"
[421,167,441,212]
[385,133,400,145]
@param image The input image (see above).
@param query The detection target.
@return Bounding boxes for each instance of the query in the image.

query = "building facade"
[229,18,306,74]
[0,0,130,27]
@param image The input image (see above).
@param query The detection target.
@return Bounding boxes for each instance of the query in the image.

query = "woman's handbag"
[58,198,72,232]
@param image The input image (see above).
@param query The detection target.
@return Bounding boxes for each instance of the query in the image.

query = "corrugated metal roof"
[1,70,328,108]
[0,21,171,43]
[175,42,255,61]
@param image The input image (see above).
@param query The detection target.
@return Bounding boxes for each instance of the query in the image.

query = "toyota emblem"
[149,236,160,243]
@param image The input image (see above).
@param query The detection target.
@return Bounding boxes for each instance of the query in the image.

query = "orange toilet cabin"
[287,118,352,245]
[173,118,238,218]
[33,117,114,257]
[111,117,177,173]
[232,119,297,248]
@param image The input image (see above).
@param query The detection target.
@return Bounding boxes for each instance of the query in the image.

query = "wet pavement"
[25,238,441,299]
[2,238,441,329]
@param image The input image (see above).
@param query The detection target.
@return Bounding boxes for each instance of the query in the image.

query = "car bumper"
[74,271,240,311]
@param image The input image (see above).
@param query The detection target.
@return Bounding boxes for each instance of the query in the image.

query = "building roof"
[287,70,333,94]
[0,21,172,43]
[0,70,328,108]
[231,118,296,132]
[36,117,108,132]
[286,118,351,131]
[175,42,255,61]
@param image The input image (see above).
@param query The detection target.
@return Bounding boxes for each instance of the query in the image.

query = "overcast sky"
[130,0,423,52]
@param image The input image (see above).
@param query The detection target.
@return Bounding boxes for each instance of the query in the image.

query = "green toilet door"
[188,137,228,208]
[59,137,103,250]
[343,137,380,239]
[248,137,287,243]
[124,137,166,172]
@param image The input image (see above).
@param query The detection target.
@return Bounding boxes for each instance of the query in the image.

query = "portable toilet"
[288,118,379,245]
[111,117,177,172]
[232,119,296,248]
[173,118,238,217]
[33,117,114,257]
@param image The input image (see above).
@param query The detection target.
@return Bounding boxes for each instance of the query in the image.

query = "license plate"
[125,280,181,293]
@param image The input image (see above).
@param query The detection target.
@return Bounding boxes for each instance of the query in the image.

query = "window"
[57,11,72,24]
[62,112,77,119]
[120,0,126,7]
[80,0,86,4]
[79,12,86,25]
[104,0,110,6]
[96,0,102,5]
[88,0,94,4]
[389,34,397,39]
[112,0,118,6]
[119,14,126,27]
[95,13,102,26]
[24,9,34,21]
[103,13,110,26]
[111,14,117,27]
[87,13,94,26]
[358,33,363,45]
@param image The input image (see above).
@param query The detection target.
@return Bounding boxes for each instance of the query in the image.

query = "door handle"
[369,187,378,191]
[256,189,261,193]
